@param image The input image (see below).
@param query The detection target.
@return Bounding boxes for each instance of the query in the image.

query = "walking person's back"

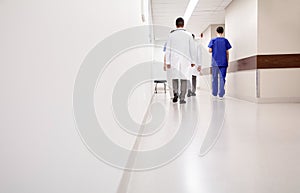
[165,17,195,104]
[208,26,232,99]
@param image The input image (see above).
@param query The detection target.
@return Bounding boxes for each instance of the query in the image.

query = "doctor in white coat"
[187,34,202,97]
[165,17,196,104]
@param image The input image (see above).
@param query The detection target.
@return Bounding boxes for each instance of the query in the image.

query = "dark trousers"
[172,79,187,100]
[212,66,227,97]
[188,75,197,93]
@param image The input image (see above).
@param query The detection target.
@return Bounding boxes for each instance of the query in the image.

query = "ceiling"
[151,0,232,40]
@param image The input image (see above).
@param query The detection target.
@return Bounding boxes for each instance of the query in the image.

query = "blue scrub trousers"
[212,66,227,97]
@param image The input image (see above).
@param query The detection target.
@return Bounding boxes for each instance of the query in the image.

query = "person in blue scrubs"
[208,26,232,99]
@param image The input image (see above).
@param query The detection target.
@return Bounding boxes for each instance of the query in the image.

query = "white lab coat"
[165,29,196,79]
[190,38,202,77]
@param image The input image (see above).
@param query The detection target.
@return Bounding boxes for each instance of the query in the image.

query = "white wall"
[0,0,153,192]
[225,0,258,61]
[153,40,167,80]
[258,0,300,54]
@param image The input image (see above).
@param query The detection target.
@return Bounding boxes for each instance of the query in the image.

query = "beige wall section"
[259,68,300,102]
[225,0,258,61]
[257,0,300,102]
[258,0,300,54]
[226,70,257,102]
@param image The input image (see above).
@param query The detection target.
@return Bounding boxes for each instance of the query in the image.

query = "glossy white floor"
[117,90,300,193]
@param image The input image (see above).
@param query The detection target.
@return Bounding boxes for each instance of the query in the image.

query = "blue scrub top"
[208,37,232,67]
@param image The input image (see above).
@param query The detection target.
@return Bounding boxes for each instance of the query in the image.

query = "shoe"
[173,94,178,103]
[218,96,224,100]
[187,90,192,97]
[179,100,186,104]
[191,92,196,96]
[212,95,218,100]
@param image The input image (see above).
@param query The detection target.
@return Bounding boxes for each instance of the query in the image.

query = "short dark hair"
[216,26,224,34]
[176,17,184,27]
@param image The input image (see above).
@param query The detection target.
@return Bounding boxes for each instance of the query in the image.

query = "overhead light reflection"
[183,0,199,25]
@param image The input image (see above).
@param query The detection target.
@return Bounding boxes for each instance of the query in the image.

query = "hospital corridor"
[0,0,300,193]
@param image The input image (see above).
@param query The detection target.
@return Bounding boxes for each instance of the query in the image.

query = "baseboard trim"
[256,97,300,104]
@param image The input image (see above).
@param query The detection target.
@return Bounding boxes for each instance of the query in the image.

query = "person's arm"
[226,50,229,62]
[189,36,196,67]
[165,37,171,68]
[197,44,202,72]
[225,39,232,63]
[163,54,167,71]
[208,39,213,53]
